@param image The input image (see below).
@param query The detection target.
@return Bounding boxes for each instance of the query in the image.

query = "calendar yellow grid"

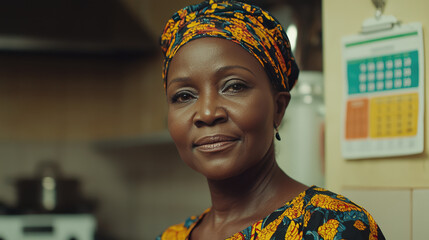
[369,93,418,138]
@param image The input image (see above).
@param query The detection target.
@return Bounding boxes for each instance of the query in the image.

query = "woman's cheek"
[232,93,274,133]
[167,108,196,167]
[168,109,187,147]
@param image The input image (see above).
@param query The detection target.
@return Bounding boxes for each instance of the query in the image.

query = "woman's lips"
[193,135,239,153]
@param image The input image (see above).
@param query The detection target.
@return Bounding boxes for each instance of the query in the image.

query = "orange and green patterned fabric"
[160,0,299,92]
[156,186,385,240]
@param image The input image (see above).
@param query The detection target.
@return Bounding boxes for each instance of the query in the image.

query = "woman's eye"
[223,81,248,93]
[171,91,195,103]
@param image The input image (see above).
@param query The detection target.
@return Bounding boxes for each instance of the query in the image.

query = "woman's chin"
[198,164,247,181]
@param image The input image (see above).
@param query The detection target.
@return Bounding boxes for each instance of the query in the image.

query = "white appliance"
[276,71,325,187]
[0,214,96,240]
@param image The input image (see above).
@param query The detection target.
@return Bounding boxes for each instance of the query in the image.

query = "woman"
[158,0,385,239]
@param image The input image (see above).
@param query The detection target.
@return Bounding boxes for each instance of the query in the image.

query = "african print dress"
[156,186,385,240]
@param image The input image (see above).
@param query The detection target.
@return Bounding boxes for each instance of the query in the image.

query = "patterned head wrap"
[160,0,299,92]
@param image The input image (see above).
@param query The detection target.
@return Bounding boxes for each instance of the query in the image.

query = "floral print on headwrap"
[160,0,299,92]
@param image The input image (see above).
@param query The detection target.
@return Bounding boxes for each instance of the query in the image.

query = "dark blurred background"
[0,0,322,239]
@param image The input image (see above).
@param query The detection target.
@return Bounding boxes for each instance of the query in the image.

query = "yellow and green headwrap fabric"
[160,0,299,92]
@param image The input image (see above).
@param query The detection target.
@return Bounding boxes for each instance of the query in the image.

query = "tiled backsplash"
[342,187,429,240]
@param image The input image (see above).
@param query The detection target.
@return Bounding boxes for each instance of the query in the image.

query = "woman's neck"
[205,143,305,226]
[190,143,308,240]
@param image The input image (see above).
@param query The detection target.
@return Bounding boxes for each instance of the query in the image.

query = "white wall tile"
[341,188,411,240]
[412,188,429,240]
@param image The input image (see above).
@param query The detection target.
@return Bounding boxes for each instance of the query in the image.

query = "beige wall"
[323,3,429,237]
[323,0,429,190]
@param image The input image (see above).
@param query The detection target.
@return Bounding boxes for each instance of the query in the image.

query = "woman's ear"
[274,91,291,126]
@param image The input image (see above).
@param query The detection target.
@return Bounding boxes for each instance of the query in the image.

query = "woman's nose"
[193,94,227,127]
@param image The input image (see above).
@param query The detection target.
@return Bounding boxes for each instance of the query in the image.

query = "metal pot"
[14,161,93,214]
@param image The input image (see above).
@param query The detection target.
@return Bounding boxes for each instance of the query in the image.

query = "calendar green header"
[345,31,418,48]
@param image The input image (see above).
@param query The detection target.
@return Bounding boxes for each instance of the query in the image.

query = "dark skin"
[166,38,307,240]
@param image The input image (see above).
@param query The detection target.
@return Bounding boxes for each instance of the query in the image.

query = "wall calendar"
[341,22,424,159]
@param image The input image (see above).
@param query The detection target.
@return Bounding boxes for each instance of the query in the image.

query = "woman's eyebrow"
[215,65,256,77]
[167,77,190,88]
[167,65,255,88]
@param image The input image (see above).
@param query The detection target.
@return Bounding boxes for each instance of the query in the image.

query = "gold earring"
[275,125,281,141]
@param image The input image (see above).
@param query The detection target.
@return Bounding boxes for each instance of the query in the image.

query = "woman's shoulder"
[300,185,364,207]
[298,186,373,216]
[155,222,188,240]
[276,185,385,239]
[156,210,208,240]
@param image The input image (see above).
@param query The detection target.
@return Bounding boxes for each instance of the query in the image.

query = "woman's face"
[166,37,289,180]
